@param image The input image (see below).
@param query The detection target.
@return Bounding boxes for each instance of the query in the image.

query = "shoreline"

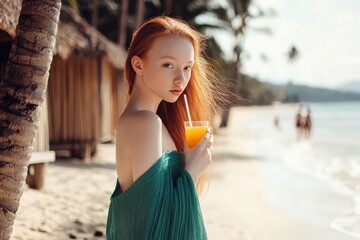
[202,105,356,240]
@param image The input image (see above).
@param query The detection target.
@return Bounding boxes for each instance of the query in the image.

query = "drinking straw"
[184,94,192,127]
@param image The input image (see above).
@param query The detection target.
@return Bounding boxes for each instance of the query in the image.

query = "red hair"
[124,16,221,193]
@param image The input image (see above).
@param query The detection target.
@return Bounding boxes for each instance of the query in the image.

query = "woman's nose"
[174,71,186,85]
[174,79,183,86]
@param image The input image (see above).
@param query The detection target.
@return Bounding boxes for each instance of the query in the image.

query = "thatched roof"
[0,0,126,69]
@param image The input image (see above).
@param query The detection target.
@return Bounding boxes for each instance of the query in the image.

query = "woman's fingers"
[184,128,214,179]
[198,129,211,148]
[206,135,214,150]
[198,133,213,152]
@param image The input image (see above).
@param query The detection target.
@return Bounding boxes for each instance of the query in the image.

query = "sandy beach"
[12,105,356,240]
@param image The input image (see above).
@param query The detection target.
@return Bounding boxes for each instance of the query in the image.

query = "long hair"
[124,16,223,194]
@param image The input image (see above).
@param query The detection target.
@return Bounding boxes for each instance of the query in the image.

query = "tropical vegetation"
[62,0,286,106]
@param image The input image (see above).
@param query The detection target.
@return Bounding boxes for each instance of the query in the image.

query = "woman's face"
[140,35,195,103]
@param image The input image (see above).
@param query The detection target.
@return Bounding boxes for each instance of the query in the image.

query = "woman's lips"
[169,90,182,96]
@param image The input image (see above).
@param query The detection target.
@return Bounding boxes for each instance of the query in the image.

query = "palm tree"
[135,0,145,29]
[288,45,299,63]
[119,0,129,48]
[286,45,299,85]
[226,0,253,82]
[0,0,61,238]
[62,0,119,42]
[164,0,173,14]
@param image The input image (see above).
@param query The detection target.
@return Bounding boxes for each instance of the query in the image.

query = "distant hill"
[338,80,360,93]
[270,82,360,102]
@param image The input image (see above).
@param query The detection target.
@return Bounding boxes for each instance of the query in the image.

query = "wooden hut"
[0,1,128,159]
[49,5,127,158]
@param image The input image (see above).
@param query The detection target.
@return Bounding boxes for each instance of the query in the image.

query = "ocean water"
[230,101,360,238]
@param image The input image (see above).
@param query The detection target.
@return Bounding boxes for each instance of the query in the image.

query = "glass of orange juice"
[185,121,208,149]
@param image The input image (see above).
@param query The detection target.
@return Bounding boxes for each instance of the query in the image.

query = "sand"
[12,144,117,240]
[12,106,356,240]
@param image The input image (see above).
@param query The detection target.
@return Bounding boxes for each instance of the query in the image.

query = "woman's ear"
[131,56,143,75]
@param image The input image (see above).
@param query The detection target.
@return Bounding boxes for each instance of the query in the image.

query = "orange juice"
[185,121,208,149]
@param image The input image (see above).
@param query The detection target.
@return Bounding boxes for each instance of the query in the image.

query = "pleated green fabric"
[106,150,207,240]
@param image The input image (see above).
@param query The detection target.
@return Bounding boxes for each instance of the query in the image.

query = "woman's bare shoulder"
[118,110,161,133]
[122,110,160,121]
[117,110,163,182]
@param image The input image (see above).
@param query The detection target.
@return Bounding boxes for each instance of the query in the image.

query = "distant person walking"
[274,115,281,131]
[295,105,303,140]
[295,105,312,141]
[303,107,312,139]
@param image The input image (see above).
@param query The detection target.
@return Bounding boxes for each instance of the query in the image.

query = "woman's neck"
[126,87,161,113]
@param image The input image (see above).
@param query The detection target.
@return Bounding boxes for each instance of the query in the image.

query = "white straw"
[183,94,192,127]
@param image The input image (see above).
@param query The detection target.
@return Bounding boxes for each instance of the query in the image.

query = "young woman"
[106,16,223,240]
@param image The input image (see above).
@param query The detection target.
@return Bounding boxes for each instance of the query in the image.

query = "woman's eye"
[163,63,174,69]
[184,66,192,71]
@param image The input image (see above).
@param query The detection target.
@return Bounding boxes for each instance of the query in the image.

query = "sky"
[213,0,360,89]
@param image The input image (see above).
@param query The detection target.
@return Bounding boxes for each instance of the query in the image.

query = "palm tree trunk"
[165,0,173,14]
[0,0,61,238]
[135,0,144,29]
[118,0,129,49]
[90,1,99,28]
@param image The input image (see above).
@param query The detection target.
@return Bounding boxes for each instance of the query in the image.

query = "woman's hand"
[184,128,213,184]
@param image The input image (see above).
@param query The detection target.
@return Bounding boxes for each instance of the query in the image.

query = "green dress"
[106,150,208,240]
